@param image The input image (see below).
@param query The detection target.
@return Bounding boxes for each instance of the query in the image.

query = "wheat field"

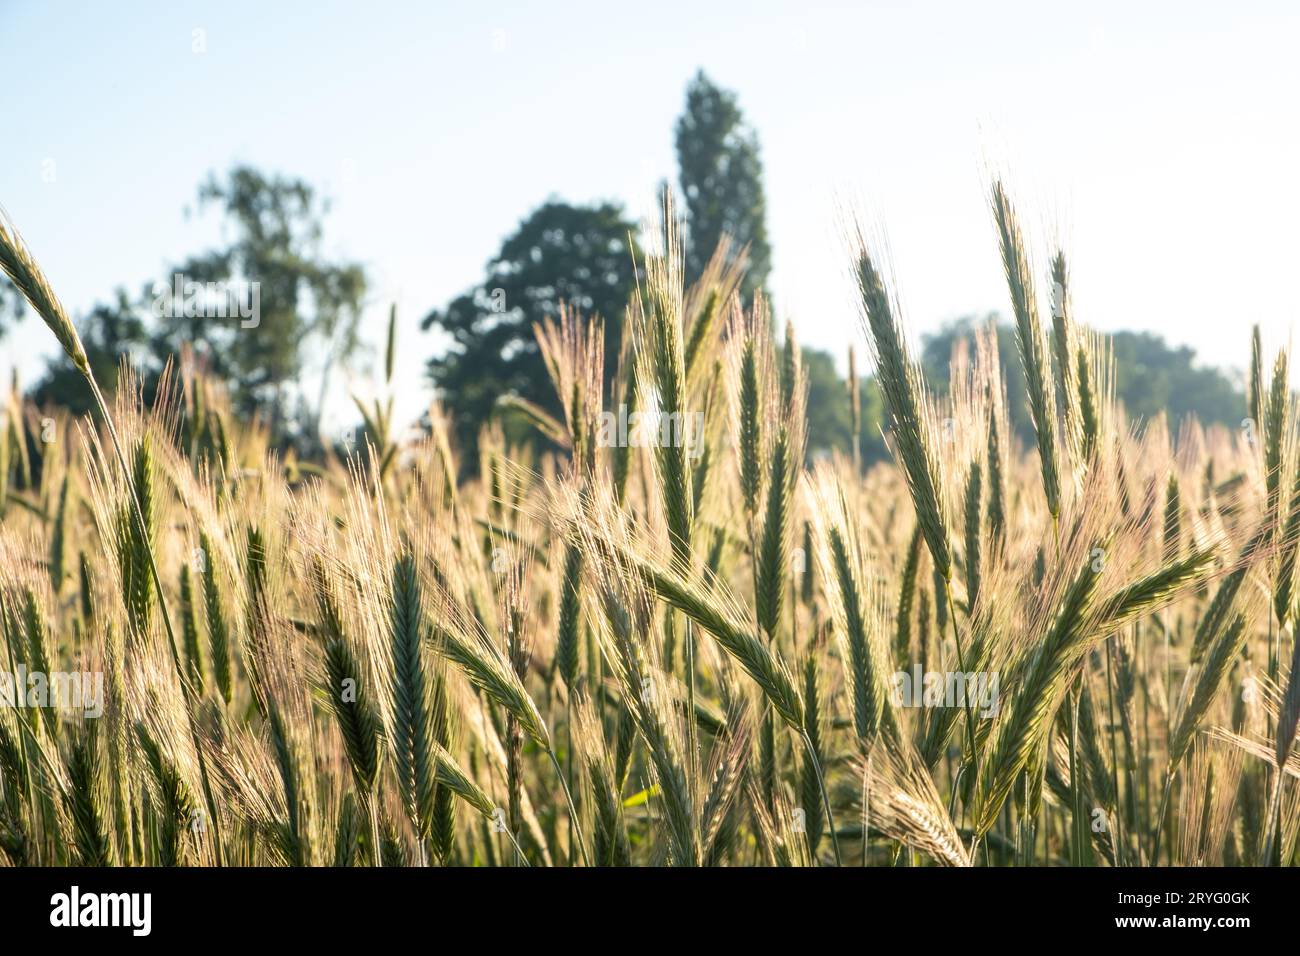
[0,184,1296,868]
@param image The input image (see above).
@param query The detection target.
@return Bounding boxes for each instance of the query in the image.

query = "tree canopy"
[675,70,772,304]
[802,345,886,464]
[25,167,367,450]
[421,200,642,456]
[155,166,367,438]
[0,277,23,338]
[920,315,1245,442]
[30,289,150,417]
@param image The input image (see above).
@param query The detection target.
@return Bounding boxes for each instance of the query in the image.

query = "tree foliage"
[0,276,23,337]
[921,315,1245,442]
[154,166,367,436]
[30,290,151,417]
[675,71,771,304]
[421,200,641,456]
[802,346,886,464]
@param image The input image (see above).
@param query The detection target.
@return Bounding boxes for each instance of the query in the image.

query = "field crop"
[0,186,1295,867]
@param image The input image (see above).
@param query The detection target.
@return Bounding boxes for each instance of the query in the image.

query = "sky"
[2,0,1298,429]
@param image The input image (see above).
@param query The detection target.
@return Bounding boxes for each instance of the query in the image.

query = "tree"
[801,346,886,464]
[675,70,772,303]
[921,316,1245,442]
[0,277,23,338]
[153,166,367,439]
[921,314,1034,440]
[1108,330,1243,427]
[30,290,151,417]
[421,200,641,456]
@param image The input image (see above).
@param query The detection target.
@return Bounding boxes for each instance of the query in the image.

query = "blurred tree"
[421,200,641,457]
[1108,329,1244,426]
[921,316,1245,441]
[0,276,23,336]
[153,166,367,440]
[675,70,771,304]
[921,314,1033,440]
[30,290,151,417]
[801,346,887,464]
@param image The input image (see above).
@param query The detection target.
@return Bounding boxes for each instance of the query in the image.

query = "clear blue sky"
[3,0,1298,427]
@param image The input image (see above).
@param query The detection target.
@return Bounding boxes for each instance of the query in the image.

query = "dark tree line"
[28,167,368,449]
[422,70,773,458]
[919,315,1245,450]
[12,72,1246,469]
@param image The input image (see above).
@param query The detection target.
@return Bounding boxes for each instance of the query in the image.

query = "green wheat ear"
[49,472,71,594]
[1163,473,1182,562]
[1169,613,1248,771]
[429,669,457,864]
[986,410,1006,552]
[267,700,311,866]
[991,181,1060,521]
[179,564,206,694]
[313,559,382,797]
[854,243,951,582]
[894,526,923,662]
[826,523,883,741]
[1263,348,1290,518]
[963,461,983,610]
[684,287,720,379]
[136,723,196,867]
[388,551,435,840]
[739,337,763,519]
[64,724,113,866]
[21,588,54,738]
[975,546,1104,835]
[554,544,583,691]
[847,345,862,473]
[1048,251,1081,457]
[200,531,233,704]
[755,425,794,638]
